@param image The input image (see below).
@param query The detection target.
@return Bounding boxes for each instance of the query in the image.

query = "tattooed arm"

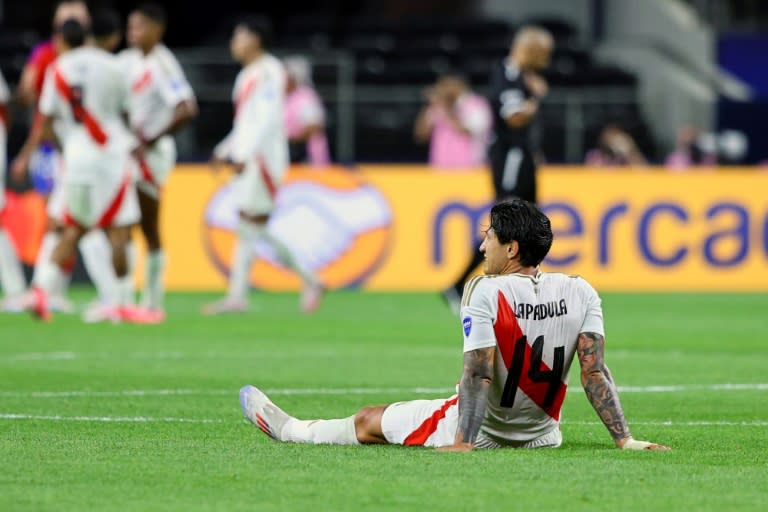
[439,347,495,452]
[577,332,670,451]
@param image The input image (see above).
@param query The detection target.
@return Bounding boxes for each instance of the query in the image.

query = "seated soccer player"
[240,199,670,451]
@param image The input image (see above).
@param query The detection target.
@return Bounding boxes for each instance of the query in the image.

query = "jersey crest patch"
[462,316,472,336]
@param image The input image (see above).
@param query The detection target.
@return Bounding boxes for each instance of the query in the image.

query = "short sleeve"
[0,70,9,104]
[578,278,605,336]
[460,278,498,352]
[155,51,194,106]
[38,69,57,116]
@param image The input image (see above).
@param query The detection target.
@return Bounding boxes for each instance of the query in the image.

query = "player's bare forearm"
[577,332,631,444]
[454,347,495,447]
[143,100,198,144]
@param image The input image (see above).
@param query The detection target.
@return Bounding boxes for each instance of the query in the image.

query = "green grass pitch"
[1,290,766,511]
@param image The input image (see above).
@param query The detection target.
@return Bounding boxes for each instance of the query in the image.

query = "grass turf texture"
[1,291,766,511]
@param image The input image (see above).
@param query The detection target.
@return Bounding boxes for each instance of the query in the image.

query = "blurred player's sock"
[228,220,260,301]
[239,385,359,445]
[32,232,74,313]
[79,230,116,304]
[142,250,165,311]
[119,241,136,306]
[32,231,59,286]
[0,228,26,298]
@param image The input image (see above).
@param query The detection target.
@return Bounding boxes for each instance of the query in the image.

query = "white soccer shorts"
[233,157,286,217]
[136,135,176,198]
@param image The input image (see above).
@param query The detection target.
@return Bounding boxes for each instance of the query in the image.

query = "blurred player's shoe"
[120,306,165,324]
[1,295,26,313]
[26,287,52,322]
[300,283,324,314]
[239,385,292,441]
[201,297,248,316]
[82,303,122,324]
[441,287,461,316]
[48,295,76,314]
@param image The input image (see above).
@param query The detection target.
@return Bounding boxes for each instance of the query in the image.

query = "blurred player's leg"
[137,187,165,313]
[0,228,26,308]
[202,219,256,314]
[119,240,136,306]
[240,385,360,445]
[79,229,116,305]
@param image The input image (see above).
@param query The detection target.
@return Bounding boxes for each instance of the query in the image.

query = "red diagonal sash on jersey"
[53,69,108,146]
[403,396,459,446]
[494,292,567,420]
[0,105,7,128]
[132,69,152,93]
[234,77,257,117]
[257,156,277,199]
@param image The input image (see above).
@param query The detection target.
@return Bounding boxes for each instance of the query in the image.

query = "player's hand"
[436,443,474,453]
[209,156,227,174]
[10,152,30,183]
[617,437,671,451]
[232,162,246,175]
[524,72,549,99]
[131,143,147,162]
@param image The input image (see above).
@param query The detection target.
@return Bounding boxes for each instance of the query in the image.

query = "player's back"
[43,47,130,151]
[461,272,604,444]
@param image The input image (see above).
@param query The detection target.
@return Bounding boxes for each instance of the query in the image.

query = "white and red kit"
[0,69,9,213]
[381,271,605,448]
[214,53,289,216]
[38,46,139,229]
[119,44,195,195]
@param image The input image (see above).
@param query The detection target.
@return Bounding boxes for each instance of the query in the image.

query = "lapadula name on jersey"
[515,300,568,321]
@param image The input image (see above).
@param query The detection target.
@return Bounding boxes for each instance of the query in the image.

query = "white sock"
[227,220,261,301]
[79,230,115,304]
[281,416,359,445]
[142,250,165,310]
[0,228,25,296]
[119,241,136,306]
[260,230,318,286]
[36,259,63,295]
[32,231,59,286]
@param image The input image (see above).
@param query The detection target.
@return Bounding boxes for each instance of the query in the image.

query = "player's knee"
[354,406,386,444]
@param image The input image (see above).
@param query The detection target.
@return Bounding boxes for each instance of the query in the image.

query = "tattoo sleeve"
[455,347,495,445]
[577,332,631,442]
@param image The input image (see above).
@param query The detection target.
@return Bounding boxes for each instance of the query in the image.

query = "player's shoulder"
[117,47,140,64]
[540,272,599,297]
[461,275,502,307]
[151,44,184,73]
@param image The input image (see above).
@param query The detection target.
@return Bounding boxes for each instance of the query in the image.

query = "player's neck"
[242,50,264,67]
[140,41,159,56]
[500,261,537,276]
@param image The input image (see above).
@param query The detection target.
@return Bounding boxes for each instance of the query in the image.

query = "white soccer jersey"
[38,47,133,183]
[461,271,605,443]
[119,44,195,141]
[213,53,289,173]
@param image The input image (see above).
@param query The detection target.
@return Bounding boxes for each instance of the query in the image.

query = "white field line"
[0,383,767,399]
[0,413,764,427]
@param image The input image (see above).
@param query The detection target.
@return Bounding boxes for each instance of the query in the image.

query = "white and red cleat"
[27,287,52,322]
[120,306,165,324]
[82,303,122,324]
[201,297,248,316]
[239,385,292,442]
[300,283,324,314]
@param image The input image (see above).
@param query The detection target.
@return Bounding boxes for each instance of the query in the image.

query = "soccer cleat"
[82,303,122,324]
[300,283,324,314]
[239,385,292,442]
[201,297,248,316]
[119,306,165,324]
[27,287,52,322]
[48,295,76,314]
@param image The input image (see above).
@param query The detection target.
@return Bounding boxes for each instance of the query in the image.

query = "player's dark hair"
[59,18,86,48]
[237,16,273,49]
[91,8,121,39]
[490,199,553,267]
[135,3,167,26]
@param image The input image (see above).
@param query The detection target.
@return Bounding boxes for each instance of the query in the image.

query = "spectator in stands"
[665,126,717,170]
[284,56,330,166]
[585,124,647,167]
[414,74,491,168]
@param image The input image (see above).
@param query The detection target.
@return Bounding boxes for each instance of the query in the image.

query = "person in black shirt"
[443,26,554,313]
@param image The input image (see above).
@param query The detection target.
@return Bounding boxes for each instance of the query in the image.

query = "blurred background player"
[203,19,324,315]
[0,68,26,309]
[414,74,491,168]
[284,56,331,166]
[23,19,140,322]
[120,3,198,317]
[442,26,553,313]
[11,0,98,314]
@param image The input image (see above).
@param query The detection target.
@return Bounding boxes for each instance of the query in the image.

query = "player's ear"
[507,240,519,260]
